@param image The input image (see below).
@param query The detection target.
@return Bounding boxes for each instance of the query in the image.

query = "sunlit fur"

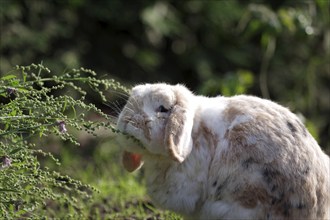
[117,83,330,220]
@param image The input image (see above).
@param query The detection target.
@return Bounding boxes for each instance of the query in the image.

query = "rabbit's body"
[117,83,330,219]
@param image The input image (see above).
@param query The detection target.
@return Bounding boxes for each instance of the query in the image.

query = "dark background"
[1,0,329,151]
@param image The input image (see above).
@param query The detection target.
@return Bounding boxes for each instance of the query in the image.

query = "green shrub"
[0,63,127,218]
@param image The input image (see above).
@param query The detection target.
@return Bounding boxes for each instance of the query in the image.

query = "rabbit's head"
[117,83,195,168]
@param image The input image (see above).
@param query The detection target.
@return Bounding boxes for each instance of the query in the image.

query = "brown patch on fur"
[222,123,257,163]
[222,105,244,123]
[201,121,218,151]
[234,184,269,208]
[193,121,218,153]
[225,125,248,145]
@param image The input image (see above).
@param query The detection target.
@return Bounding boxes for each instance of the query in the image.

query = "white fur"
[117,83,330,219]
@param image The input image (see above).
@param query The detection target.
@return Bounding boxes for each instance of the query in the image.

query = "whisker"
[129,96,140,109]
[123,106,135,114]
[110,100,123,114]
[103,102,121,116]
[106,89,130,100]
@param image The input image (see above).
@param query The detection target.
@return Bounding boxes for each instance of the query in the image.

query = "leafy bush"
[0,64,127,218]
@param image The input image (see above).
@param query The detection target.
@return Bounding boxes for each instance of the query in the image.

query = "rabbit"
[116,83,330,220]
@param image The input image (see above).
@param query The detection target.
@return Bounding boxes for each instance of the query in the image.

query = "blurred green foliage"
[1,0,328,151]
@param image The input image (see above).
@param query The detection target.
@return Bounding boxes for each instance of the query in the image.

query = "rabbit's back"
[202,95,330,219]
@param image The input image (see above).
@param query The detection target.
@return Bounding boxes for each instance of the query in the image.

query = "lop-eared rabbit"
[117,83,329,219]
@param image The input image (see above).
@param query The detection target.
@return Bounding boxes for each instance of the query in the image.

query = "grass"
[43,129,182,219]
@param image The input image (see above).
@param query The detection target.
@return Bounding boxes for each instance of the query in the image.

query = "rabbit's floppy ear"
[164,87,194,163]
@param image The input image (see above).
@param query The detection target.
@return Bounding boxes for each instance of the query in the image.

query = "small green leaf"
[0,188,20,192]
[71,105,77,118]
[4,123,10,130]
[1,75,16,80]
[39,127,45,137]
[23,72,27,82]
[62,97,67,112]
[10,147,24,155]
[10,110,17,116]
[17,88,29,93]
[9,79,20,86]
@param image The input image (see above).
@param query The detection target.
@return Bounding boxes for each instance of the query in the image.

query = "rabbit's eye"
[157,105,169,113]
